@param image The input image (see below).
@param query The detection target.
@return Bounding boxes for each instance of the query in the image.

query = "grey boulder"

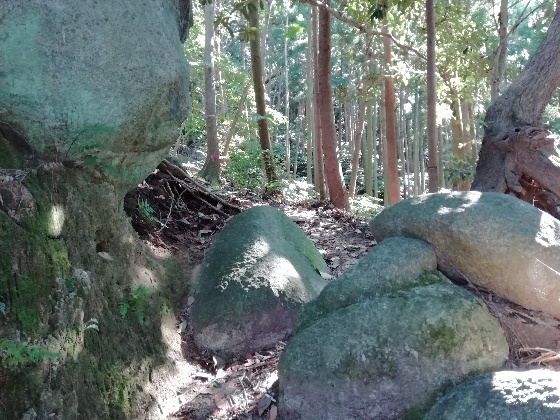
[190,206,328,359]
[279,284,508,419]
[370,192,560,319]
[425,369,560,419]
[296,237,440,331]
[0,0,192,188]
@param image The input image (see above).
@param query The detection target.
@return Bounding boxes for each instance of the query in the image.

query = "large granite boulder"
[370,192,560,319]
[0,0,191,188]
[425,370,560,419]
[0,1,193,418]
[296,237,440,331]
[190,205,328,359]
[279,284,508,419]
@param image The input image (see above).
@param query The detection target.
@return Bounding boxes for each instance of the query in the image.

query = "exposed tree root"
[475,126,560,219]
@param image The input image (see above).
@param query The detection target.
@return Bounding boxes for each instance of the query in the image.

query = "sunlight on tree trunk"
[382,17,400,205]
[317,0,349,209]
[246,1,279,188]
[199,0,221,182]
[426,0,438,193]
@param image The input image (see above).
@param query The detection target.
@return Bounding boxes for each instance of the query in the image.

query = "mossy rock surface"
[369,192,560,319]
[296,237,439,331]
[190,205,328,358]
[0,167,185,419]
[425,370,560,419]
[279,284,509,420]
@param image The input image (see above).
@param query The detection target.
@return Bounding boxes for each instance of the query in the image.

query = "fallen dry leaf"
[214,395,228,410]
[269,405,278,420]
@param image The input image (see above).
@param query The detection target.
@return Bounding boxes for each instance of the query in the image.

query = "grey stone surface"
[0,0,192,188]
[370,192,560,319]
[279,284,508,420]
[190,206,328,358]
[425,369,560,419]
[296,237,440,331]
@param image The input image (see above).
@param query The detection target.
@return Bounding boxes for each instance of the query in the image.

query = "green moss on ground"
[0,167,186,419]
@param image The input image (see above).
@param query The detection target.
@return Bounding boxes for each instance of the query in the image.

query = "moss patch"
[0,166,186,419]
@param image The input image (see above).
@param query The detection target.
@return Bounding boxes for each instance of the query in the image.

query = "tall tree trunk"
[306,6,314,184]
[199,0,221,182]
[473,9,560,217]
[222,83,250,157]
[426,0,439,192]
[413,88,420,196]
[365,100,374,196]
[372,102,379,200]
[468,102,478,158]
[348,90,367,197]
[312,7,326,199]
[247,2,278,186]
[317,0,349,209]
[284,11,291,173]
[382,18,400,204]
[490,0,509,102]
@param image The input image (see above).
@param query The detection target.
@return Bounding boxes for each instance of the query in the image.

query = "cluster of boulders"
[190,192,560,419]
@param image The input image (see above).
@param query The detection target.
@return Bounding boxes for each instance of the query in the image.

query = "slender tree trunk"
[348,91,367,197]
[306,7,314,184]
[222,83,250,157]
[317,0,349,209]
[372,102,379,200]
[380,85,389,205]
[468,102,477,158]
[413,88,420,196]
[199,1,221,182]
[473,9,560,216]
[438,124,445,189]
[312,7,326,199]
[382,18,400,204]
[460,99,472,158]
[426,0,438,192]
[398,87,407,199]
[365,100,374,196]
[284,11,291,173]
[490,0,509,102]
[247,2,278,186]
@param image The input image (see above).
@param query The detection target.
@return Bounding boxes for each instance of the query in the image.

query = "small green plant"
[0,339,60,368]
[137,199,159,224]
[119,286,154,325]
[443,155,476,186]
[81,318,99,332]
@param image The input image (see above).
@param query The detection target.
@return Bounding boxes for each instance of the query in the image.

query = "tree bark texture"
[473,9,560,217]
[199,1,221,182]
[382,18,401,204]
[312,7,326,199]
[426,0,438,192]
[317,1,348,209]
[248,3,278,185]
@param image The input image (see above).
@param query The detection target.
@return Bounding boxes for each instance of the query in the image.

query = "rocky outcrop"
[369,192,560,319]
[0,0,192,189]
[0,1,192,418]
[190,205,328,359]
[425,370,560,419]
[296,237,440,331]
[279,283,508,419]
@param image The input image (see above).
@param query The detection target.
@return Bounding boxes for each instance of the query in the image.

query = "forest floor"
[124,160,560,420]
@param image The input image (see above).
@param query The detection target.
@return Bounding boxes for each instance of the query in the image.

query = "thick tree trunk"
[473,9,560,216]
[490,0,509,102]
[317,0,349,209]
[382,18,401,204]
[199,1,221,182]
